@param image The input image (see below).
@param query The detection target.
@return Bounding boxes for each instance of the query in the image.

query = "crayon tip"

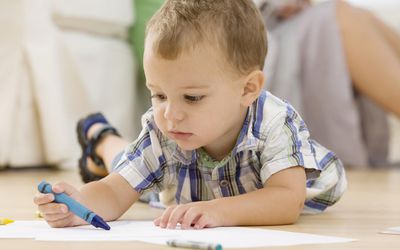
[91,215,111,230]
[0,218,14,225]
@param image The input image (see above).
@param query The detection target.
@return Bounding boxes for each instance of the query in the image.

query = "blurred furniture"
[0,0,138,169]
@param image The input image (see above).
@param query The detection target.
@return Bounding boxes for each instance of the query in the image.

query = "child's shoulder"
[256,90,299,122]
[252,90,304,138]
[260,90,293,113]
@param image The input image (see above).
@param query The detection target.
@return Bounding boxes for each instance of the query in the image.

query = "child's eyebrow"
[146,83,158,88]
[147,82,210,90]
[181,84,210,90]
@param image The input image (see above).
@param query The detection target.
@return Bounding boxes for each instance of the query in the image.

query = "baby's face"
[143,35,248,159]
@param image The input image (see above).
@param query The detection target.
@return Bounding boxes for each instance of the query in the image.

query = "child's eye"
[151,94,167,101]
[184,95,204,102]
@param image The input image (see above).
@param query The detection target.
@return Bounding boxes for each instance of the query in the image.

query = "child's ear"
[241,70,265,107]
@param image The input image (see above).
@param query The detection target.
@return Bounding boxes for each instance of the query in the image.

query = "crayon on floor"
[0,218,14,225]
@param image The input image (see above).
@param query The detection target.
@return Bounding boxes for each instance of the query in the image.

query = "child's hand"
[153,201,222,229]
[33,182,86,228]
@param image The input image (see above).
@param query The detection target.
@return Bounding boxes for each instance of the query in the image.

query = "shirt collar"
[233,103,259,154]
[171,145,197,165]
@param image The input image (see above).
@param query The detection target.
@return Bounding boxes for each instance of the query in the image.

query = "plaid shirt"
[115,90,346,213]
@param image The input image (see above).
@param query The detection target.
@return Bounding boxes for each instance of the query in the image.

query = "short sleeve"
[114,110,172,194]
[259,106,321,184]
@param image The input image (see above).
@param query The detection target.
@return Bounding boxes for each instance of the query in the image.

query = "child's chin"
[175,142,199,151]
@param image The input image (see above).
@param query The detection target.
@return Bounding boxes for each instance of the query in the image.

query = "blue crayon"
[38,181,110,230]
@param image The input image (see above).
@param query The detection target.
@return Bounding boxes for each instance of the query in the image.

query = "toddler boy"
[34,0,346,229]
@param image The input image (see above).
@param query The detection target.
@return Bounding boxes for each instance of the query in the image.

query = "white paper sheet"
[0,220,355,248]
[0,221,49,238]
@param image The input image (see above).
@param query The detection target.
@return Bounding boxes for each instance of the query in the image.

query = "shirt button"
[219,180,229,187]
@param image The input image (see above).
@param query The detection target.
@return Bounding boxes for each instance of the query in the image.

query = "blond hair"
[146,0,267,75]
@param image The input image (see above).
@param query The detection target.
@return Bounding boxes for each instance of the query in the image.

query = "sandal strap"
[81,113,108,136]
[86,125,121,166]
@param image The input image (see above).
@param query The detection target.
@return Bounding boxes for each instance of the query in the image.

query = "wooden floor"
[1,167,400,250]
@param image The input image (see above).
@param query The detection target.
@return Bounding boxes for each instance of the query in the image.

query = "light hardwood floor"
[1,168,400,250]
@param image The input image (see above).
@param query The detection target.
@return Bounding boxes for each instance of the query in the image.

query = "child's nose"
[164,102,184,121]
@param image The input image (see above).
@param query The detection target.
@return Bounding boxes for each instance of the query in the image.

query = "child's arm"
[34,173,139,228]
[154,166,306,229]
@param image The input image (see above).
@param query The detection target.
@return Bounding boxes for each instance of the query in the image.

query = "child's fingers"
[42,211,71,222]
[52,181,78,196]
[166,205,189,229]
[156,205,177,228]
[34,181,78,205]
[33,193,54,205]
[38,202,68,215]
[153,217,161,226]
[181,207,201,229]
[193,215,209,229]
[46,213,76,228]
